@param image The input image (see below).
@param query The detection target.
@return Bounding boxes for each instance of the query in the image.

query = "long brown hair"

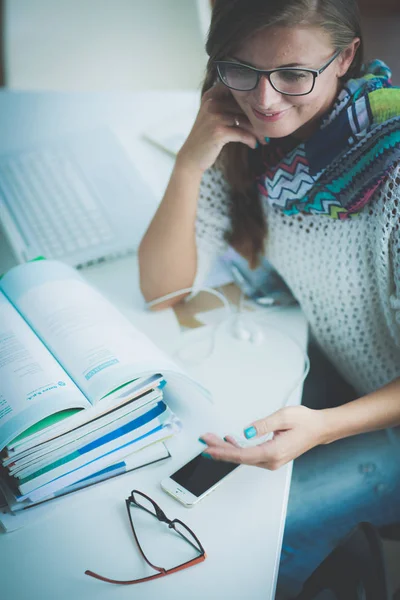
[202,0,364,267]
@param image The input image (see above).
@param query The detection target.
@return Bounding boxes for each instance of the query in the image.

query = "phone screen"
[170,453,239,497]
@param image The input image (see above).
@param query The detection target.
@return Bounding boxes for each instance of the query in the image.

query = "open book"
[0,259,209,503]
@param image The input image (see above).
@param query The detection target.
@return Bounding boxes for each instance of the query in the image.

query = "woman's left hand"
[199,406,329,470]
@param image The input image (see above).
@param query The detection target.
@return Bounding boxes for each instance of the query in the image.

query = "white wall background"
[3,2,399,91]
[4,0,209,91]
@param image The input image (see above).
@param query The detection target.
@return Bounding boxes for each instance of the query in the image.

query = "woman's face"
[229,25,358,140]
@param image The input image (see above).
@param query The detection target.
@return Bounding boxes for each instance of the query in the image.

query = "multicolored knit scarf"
[257,61,400,220]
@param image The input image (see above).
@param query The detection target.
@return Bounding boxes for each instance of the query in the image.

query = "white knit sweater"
[194,164,400,397]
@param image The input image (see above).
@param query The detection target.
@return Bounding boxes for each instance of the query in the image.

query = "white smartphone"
[160,452,240,507]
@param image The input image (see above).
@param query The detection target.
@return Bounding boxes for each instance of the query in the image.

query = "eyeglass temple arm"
[84,555,206,585]
[84,568,167,585]
[128,491,169,522]
[318,49,342,74]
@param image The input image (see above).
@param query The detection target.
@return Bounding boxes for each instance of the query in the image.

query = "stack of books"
[0,259,208,520]
[0,373,178,509]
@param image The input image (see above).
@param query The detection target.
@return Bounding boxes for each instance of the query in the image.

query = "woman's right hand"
[199,406,330,471]
[176,83,259,176]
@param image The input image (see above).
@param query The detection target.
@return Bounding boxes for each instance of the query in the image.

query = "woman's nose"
[253,75,282,106]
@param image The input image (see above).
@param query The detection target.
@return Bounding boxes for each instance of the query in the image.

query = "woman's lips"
[252,107,290,122]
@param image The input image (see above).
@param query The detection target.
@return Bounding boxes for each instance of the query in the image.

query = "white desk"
[0,91,308,600]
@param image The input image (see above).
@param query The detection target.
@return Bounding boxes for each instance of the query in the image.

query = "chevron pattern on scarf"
[257,61,400,219]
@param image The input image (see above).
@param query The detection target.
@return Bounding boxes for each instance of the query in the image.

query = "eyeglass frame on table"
[85,489,206,585]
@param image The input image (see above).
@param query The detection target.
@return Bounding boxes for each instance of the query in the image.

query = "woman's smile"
[252,106,292,122]
[231,26,346,139]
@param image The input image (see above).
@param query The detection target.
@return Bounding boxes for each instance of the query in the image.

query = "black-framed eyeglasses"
[215,49,341,96]
[85,490,206,585]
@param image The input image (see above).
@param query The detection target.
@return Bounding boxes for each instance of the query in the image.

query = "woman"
[139,0,400,595]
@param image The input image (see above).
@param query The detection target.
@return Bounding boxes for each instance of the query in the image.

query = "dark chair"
[294,522,400,600]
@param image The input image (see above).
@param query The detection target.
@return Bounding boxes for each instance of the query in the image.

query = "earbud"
[232,318,264,344]
[232,318,251,341]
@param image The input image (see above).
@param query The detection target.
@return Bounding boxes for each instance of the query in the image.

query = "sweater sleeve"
[192,165,232,293]
[388,163,400,343]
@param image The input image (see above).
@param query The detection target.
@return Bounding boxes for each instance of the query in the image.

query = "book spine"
[25,424,177,503]
[18,403,169,494]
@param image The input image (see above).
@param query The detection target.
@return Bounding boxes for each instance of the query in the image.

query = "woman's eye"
[280,71,308,81]
[231,66,251,76]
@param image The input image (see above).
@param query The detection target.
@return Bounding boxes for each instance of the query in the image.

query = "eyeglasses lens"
[219,63,314,94]
[130,496,202,571]
[219,63,258,90]
[270,70,314,94]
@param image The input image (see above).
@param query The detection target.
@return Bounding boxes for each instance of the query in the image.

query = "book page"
[0,291,88,451]
[0,261,193,404]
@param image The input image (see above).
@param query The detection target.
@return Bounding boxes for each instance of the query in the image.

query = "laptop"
[0,127,158,268]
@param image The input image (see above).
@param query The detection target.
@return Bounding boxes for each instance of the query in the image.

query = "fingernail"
[202,452,213,459]
[264,137,270,143]
[198,437,207,444]
[244,426,257,439]
[254,141,259,148]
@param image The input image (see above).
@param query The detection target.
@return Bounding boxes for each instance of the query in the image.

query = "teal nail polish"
[264,137,270,143]
[255,141,259,148]
[244,426,257,439]
[198,438,207,444]
[202,452,213,459]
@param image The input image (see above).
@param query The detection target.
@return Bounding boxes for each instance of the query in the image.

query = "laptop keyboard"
[0,149,115,259]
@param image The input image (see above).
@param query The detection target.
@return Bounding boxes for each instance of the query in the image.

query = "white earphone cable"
[146,285,309,408]
[146,286,232,367]
[146,286,232,315]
